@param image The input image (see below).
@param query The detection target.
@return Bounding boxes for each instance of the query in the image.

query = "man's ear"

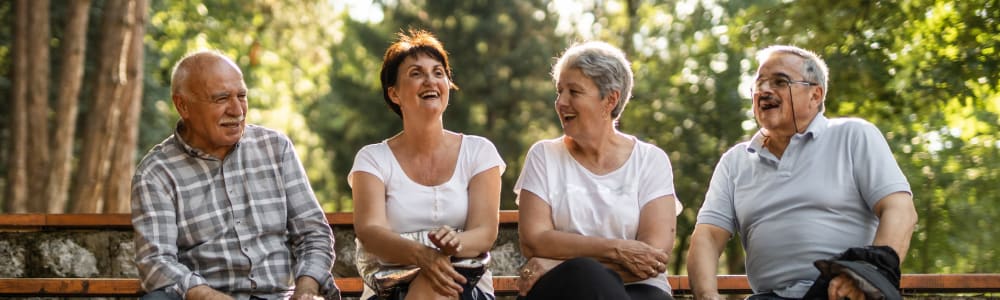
[173,94,188,119]
[811,85,825,108]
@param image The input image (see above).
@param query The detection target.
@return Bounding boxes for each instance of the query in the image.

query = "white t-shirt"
[513,135,681,293]
[349,134,505,298]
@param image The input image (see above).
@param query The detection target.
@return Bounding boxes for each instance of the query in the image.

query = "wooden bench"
[0,211,521,229]
[2,213,999,297]
[2,274,1000,297]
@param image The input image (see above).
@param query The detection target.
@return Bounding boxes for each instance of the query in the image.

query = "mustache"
[219,116,245,124]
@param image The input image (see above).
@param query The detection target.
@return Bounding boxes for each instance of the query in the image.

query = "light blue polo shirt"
[696,115,911,298]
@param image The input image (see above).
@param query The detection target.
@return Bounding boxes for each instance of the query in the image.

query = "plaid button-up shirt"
[131,123,338,299]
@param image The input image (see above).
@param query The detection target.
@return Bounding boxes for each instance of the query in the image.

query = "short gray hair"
[756,45,828,102]
[552,41,634,119]
[170,50,241,99]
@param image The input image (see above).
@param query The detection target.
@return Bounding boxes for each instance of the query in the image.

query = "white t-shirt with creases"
[514,135,681,294]
[349,134,505,298]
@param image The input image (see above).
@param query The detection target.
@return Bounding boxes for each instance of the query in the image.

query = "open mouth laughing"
[420,90,440,100]
[560,112,578,122]
[757,94,780,111]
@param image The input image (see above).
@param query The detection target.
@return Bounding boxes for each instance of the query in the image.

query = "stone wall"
[0,231,135,279]
[0,224,525,280]
[0,224,525,300]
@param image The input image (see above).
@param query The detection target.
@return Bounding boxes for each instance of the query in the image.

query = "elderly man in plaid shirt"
[131,51,340,300]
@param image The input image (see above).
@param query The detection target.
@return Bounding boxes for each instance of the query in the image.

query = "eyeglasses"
[751,77,817,95]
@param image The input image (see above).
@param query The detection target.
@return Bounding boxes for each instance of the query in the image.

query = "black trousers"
[519,257,674,300]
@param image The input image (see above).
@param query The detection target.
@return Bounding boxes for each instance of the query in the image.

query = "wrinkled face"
[752,52,821,133]
[555,67,615,139]
[388,54,451,118]
[174,60,248,157]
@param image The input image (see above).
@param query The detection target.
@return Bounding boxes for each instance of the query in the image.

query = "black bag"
[806,246,902,300]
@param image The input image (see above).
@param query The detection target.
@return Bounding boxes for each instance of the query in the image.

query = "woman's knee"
[625,283,673,300]
[552,257,619,281]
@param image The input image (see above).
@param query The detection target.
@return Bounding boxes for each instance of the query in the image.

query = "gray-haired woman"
[514,41,683,300]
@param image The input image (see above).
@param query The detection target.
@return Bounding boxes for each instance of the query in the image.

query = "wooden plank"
[334,277,365,296]
[0,278,143,296]
[1,274,999,296]
[667,275,753,294]
[0,211,524,229]
[0,214,46,228]
[328,211,521,226]
[326,212,354,225]
[499,211,519,224]
[493,276,520,294]
[45,214,132,228]
[902,273,1000,293]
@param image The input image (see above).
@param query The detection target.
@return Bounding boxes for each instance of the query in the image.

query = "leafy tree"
[143,0,344,210]
[693,0,1000,273]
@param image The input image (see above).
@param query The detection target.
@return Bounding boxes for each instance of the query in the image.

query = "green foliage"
[1,0,997,274]
[708,0,1000,273]
[144,0,346,209]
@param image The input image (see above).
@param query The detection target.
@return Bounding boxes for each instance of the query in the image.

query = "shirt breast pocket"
[245,170,288,233]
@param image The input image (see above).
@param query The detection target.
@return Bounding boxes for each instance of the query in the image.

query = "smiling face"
[173,55,248,158]
[387,53,451,119]
[555,67,617,140]
[752,52,824,135]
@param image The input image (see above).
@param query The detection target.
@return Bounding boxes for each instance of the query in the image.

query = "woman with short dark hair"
[350,29,504,300]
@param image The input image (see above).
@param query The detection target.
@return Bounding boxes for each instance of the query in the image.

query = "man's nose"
[225,96,244,115]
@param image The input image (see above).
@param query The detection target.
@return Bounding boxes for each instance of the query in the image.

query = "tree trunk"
[71,0,135,213]
[104,0,147,214]
[618,0,638,132]
[47,0,93,213]
[4,0,30,213]
[26,0,51,213]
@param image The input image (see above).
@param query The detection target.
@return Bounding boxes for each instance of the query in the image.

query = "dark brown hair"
[379,29,458,118]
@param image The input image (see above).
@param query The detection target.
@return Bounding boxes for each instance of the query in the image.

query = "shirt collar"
[747,113,828,154]
[172,120,240,160]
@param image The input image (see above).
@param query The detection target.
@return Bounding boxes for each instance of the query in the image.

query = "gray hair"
[756,45,829,102]
[170,50,242,99]
[552,41,634,119]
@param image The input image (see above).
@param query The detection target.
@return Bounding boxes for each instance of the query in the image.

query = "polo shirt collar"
[747,114,829,154]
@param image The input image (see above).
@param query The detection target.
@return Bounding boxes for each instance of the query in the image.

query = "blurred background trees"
[0,0,997,274]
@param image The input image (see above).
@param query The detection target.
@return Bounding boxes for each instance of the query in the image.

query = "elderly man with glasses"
[687,45,918,300]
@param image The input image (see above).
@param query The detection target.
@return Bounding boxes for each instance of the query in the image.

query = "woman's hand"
[517,257,564,296]
[428,225,463,256]
[413,246,466,297]
[613,239,670,280]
